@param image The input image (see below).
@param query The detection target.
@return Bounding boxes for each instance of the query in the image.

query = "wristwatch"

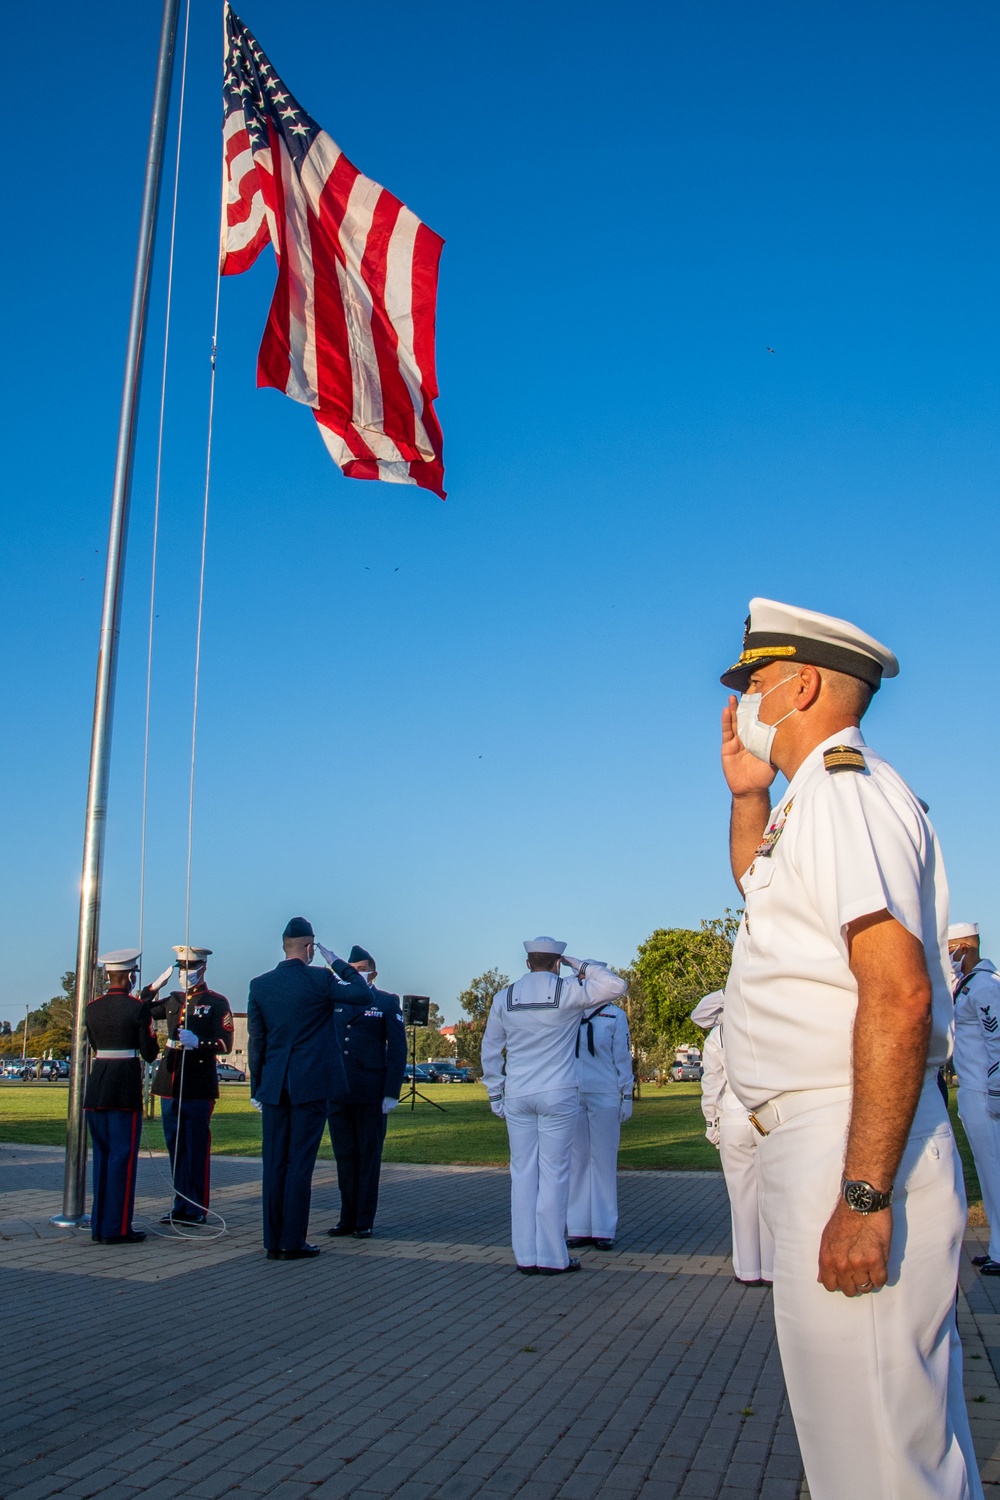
[842,1179,893,1215]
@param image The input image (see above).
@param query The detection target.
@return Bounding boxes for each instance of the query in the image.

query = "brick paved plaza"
[1,1143,998,1499]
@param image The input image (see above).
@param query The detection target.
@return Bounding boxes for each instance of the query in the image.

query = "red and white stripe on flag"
[221,6,445,498]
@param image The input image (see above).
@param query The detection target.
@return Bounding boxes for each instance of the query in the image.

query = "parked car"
[216,1063,246,1083]
[1,1062,27,1080]
[426,1063,476,1084]
[668,1060,704,1083]
[402,1064,435,1085]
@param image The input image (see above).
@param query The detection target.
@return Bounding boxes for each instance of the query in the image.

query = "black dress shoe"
[565,1236,591,1249]
[517,1264,539,1275]
[266,1250,282,1260]
[972,1254,992,1267]
[592,1238,615,1251]
[538,1259,581,1275]
[279,1244,321,1259]
[103,1231,147,1244]
[327,1224,356,1237]
[353,1229,373,1239]
[980,1259,1000,1276]
[735,1277,767,1287]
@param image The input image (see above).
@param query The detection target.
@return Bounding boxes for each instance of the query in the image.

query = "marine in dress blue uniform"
[149,945,234,1224]
[247,918,370,1259]
[83,949,160,1243]
[325,946,407,1239]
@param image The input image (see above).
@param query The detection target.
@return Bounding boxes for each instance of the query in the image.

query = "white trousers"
[566,1091,620,1240]
[756,1079,982,1500]
[719,1108,774,1282]
[505,1089,579,1270]
[957,1087,1000,1262]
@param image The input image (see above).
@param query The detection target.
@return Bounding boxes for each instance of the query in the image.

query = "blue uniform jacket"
[247,958,370,1105]
[332,985,408,1104]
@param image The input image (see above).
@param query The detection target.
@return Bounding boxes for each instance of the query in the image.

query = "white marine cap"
[721,598,899,695]
[173,945,212,963]
[948,923,979,940]
[99,948,141,971]
[524,936,567,955]
[690,990,724,1028]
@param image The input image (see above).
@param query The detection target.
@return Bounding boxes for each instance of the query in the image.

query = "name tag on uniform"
[364,1007,381,1018]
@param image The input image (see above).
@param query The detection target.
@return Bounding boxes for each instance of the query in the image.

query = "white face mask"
[950,951,965,981]
[177,965,205,991]
[736,676,798,765]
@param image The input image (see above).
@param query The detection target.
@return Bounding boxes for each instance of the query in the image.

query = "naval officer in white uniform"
[719,597,981,1500]
[694,992,774,1286]
[949,922,1000,1275]
[481,937,627,1275]
[565,998,633,1250]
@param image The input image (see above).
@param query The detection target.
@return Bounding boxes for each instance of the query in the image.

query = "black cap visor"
[720,634,884,694]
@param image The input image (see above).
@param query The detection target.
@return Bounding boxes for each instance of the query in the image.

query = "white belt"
[749,1084,851,1137]
[94,1049,138,1060]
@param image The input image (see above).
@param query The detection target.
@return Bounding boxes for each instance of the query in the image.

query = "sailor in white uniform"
[719,597,981,1500]
[481,937,627,1275]
[694,991,774,1286]
[949,922,1000,1275]
[566,999,633,1249]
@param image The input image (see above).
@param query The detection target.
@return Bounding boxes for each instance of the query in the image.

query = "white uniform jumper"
[481,964,627,1270]
[726,726,981,1500]
[566,1003,633,1242]
[954,960,1000,1263]
[700,1024,774,1283]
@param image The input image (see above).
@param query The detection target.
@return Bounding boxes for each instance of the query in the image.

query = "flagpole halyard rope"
[138,0,193,978]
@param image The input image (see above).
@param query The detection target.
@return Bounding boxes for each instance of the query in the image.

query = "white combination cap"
[721,597,899,694]
[690,990,724,1028]
[948,923,979,940]
[524,936,567,955]
[173,945,212,963]
[99,948,141,971]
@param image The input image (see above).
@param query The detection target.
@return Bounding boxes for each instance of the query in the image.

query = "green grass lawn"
[0,1082,982,1205]
[0,1081,719,1170]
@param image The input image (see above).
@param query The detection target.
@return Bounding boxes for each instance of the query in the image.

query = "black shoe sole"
[517,1265,539,1275]
[538,1260,581,1275]
[279,1248,321,1260]
[565,1238,591,1249]
[326,1227,356,1237]
[353,1230,373,1239]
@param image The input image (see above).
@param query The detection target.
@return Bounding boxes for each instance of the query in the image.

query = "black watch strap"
[842,1179,893,1215]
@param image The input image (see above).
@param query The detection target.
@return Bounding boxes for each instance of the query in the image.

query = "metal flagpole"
[53,0,183,1227]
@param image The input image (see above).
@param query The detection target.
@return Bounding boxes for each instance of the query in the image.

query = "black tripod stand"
[401,994,446,1112]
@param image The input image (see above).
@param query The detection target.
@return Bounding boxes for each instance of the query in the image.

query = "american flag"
[221,5,446,498]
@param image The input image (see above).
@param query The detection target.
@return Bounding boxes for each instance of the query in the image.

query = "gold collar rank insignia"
[823,745,867,774]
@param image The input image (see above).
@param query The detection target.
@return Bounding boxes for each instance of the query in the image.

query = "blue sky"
[4,0,998,1023]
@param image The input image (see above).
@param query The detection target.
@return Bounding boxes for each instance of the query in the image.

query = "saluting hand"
[818,1199,892,1297]
[721,696,776,796]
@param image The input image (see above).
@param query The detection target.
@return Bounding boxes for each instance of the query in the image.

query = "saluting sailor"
[481,937,626,1275]
[718,598,981,1500]
[694,990,774,1286]
[148,946,234,1226]
[321,944,407,1240]
[565,992,633,1251]
[83,949,161,1244]
[949,922,1000,1276]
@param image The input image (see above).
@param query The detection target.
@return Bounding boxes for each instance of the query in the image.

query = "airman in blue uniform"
[247,918,370,1259]
[324,945,407,1239]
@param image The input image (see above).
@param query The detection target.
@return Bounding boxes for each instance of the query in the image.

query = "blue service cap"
[283,916,314,939]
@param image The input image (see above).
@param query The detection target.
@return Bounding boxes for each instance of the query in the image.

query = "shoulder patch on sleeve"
[823,745,868,775]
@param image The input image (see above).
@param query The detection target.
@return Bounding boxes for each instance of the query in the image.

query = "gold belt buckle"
[748,1111,769,1137]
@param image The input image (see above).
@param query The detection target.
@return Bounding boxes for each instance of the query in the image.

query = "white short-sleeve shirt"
[724,726,952,1111]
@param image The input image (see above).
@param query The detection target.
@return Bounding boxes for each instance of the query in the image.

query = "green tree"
[632,913,741,1058]
[0,973,76,1058]
[453,967,510,1074]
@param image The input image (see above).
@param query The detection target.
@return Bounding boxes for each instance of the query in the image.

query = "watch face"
[845,1181,876,1213]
